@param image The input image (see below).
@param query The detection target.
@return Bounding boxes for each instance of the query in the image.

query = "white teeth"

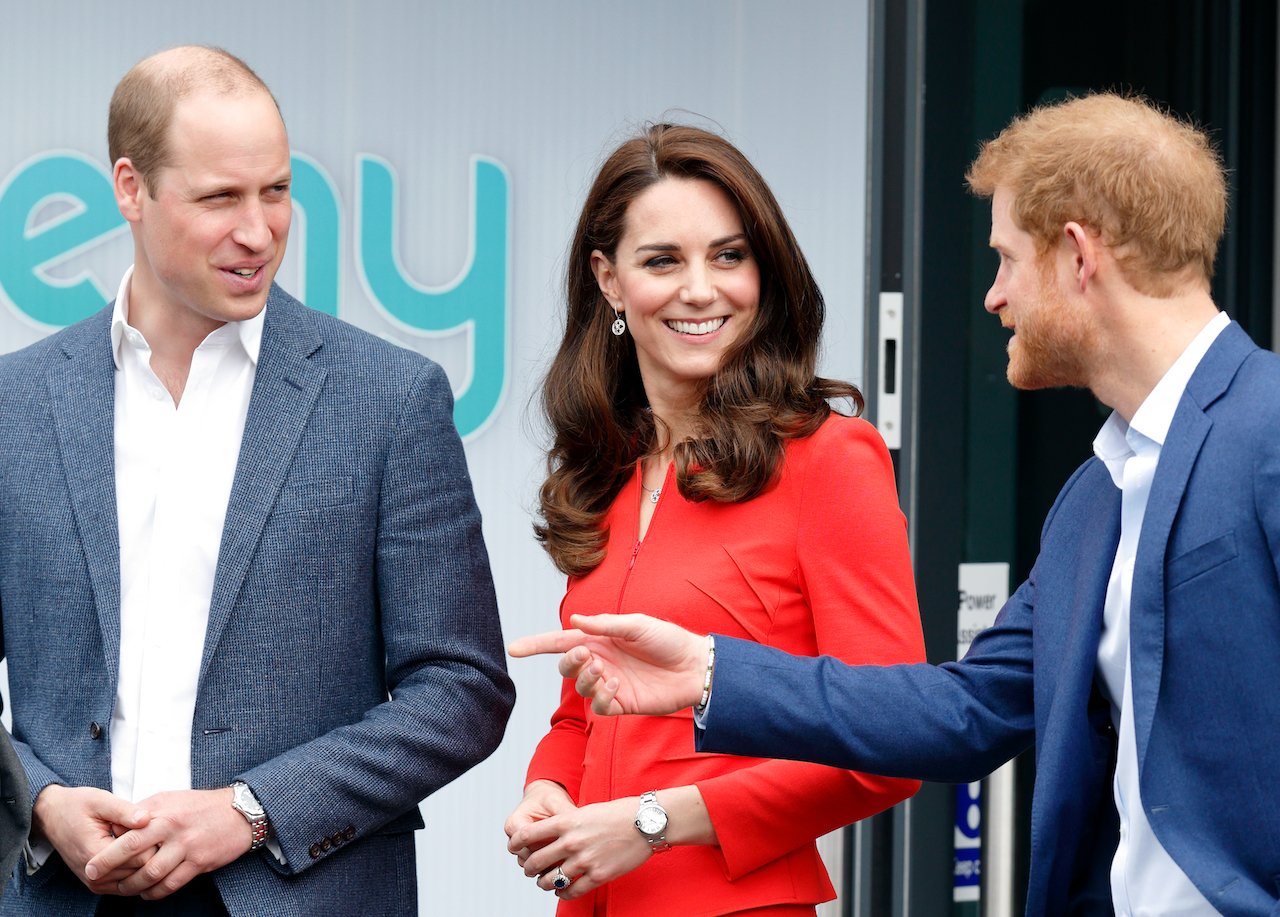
[231,268,256,277]
[666,317,726,335]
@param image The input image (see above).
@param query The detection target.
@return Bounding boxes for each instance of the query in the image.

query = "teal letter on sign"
[357,154,509,438]
[289,153,341,317]
[0,152,125,327]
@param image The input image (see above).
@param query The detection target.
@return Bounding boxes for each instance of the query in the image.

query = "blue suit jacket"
[0,286,515,916]
[699,322,1280,916]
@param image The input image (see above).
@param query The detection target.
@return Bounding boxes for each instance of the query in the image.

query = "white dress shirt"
[1092,309,1228,916]
[110,266,262,803]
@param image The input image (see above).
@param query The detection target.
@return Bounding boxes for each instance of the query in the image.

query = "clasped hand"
[36,785,253,900]
[504,781,651,900]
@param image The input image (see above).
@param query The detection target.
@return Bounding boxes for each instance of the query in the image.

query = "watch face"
[636,804,667,835]
[234,784,264,817]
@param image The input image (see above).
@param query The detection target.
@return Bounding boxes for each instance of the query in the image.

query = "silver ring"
[552,866,572,890]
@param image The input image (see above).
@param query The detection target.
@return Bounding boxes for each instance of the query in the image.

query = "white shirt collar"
[110,265,267,370]
[1093,310,1230,487]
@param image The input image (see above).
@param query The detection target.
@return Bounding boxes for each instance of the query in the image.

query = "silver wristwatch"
[634,790,671,853]
[230,781,269,850]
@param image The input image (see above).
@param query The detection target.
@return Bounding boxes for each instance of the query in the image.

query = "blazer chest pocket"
[1166,530,1237,590]
[274,475,355,515]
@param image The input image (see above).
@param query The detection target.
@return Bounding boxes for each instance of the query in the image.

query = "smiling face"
[115,87,292,340]
[984,186,1098,390]
[591,177,760,414]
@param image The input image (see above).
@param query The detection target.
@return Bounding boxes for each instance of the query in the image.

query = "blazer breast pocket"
[273,475,356,515]
[1166,530,1237,590]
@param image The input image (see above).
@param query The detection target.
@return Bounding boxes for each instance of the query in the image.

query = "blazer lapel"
[46,310,121,677]
[200,289,327,679]
[1128,322,1253,771]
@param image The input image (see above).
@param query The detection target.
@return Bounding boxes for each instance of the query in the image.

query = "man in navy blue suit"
[512,94,1280,916]
[0,46,514,916]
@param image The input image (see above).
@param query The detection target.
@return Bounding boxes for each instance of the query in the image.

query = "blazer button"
[309,843,322,859]
[89,722,102,740]
[331,832,345,847]
[344,825,356,841]
[321,837,332,851]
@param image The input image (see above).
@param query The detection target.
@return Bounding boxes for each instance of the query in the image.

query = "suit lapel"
[200,289,327,679]
[1128,322,1253,770]
[46,310,121,678]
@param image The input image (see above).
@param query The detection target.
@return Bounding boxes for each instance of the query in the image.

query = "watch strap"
[230,782,269,850]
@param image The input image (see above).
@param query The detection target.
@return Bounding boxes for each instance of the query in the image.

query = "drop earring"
[611,310,626,336]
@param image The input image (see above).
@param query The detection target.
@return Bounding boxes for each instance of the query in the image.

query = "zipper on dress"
[614,540,641,615]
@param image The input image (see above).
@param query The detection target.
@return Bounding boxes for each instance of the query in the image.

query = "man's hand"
[508,613,708,715]
[85,788,251,900]
[32,785,152,896]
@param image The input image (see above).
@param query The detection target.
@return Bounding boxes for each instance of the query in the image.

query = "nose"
[232,199,272,252]
[680,263,715,306]
[983,279,1005,314]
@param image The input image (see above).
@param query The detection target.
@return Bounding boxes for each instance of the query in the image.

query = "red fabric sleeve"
[695,417,926,879]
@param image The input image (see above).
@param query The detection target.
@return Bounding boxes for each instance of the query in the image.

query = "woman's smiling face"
[592,177,760,412]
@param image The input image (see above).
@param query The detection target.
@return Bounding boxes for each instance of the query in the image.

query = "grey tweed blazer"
[0,286,514,916]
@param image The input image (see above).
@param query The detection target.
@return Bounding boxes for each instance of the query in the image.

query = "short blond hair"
[966,93,1226,296]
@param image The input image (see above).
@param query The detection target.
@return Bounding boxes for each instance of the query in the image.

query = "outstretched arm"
[513,597,1037,784]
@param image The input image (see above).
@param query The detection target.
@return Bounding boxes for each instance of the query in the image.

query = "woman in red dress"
[505,124,926,916]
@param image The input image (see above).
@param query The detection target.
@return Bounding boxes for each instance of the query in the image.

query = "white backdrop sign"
[0,2,871,912]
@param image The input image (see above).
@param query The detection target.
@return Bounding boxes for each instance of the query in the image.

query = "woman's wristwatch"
[634,790,671,853]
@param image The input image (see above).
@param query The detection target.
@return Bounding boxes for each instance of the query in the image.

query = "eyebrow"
[633,233,749,254]
[190,168,293,195]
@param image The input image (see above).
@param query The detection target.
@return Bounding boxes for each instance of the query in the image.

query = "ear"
[113,158,146,223]
[1062,221,1098,292]
[590,250,622,312]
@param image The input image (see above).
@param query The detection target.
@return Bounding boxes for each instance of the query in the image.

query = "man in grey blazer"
[0,45,514,916]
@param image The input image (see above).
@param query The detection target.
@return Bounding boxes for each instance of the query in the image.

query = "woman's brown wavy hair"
[536,124,863,576]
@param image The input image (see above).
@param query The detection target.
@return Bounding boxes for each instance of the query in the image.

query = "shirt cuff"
[692,635,717,729]
[265,833,287,866]
[24,838,53,875]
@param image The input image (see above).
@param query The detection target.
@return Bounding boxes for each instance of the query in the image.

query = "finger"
[523,843,566,880]
[114,844,183,897]
[509,819,559,856]
[85,828,158,880]
[87,878,130,896]
[536,864,571,891]
[573,662,614,706]
[85,796,150,833]
[94,846,160,883]
[565,649,599,684]
[591,677,622,716]
[138,861,201,901]
[508,629,588,658]
[503,814,529,838]
[557,875,591,901]
[567,613,643,638]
